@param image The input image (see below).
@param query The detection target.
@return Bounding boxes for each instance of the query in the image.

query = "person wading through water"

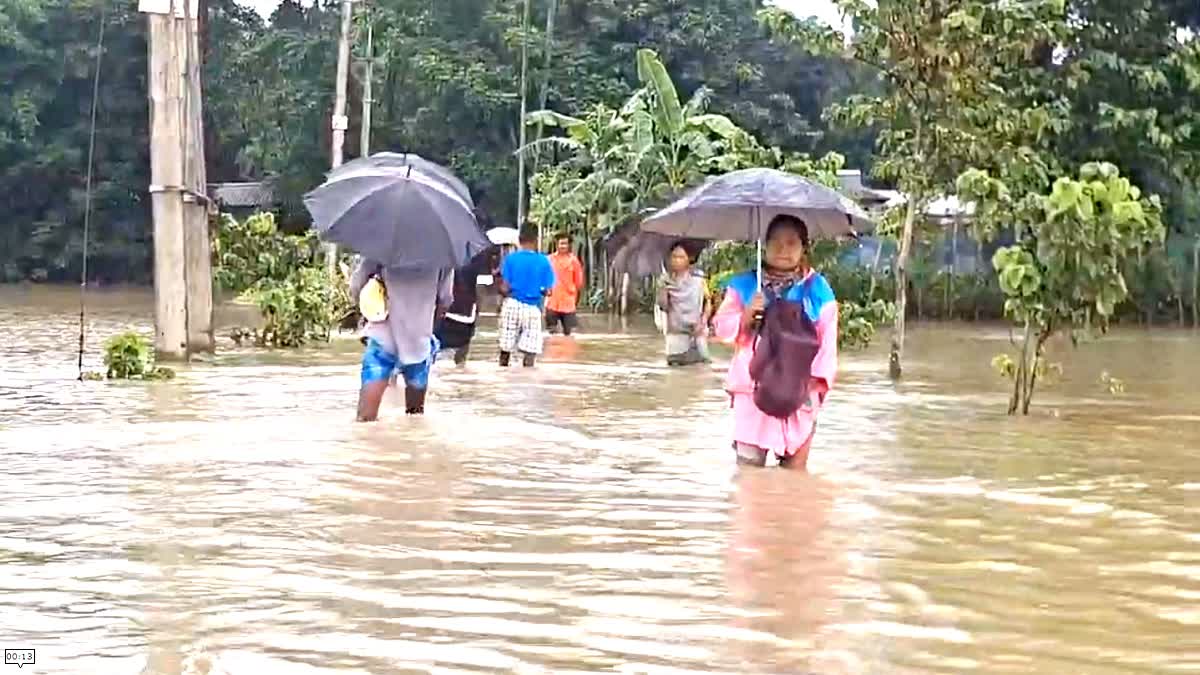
[350,258,452,421]
[545,234,585,336]
[435,247,500,365]
[657,241,712,366]
[711,215,839,470]
[496,227,556,367]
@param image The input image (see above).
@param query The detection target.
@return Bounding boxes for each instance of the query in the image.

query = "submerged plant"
[98,332,175,381]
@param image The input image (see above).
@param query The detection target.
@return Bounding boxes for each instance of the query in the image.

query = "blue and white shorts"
[360,337,439,390]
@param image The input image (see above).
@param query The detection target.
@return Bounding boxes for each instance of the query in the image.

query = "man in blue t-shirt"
[497,228,556,367]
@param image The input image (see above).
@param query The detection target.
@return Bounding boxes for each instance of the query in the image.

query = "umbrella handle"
[755,236,762,292]
[754,212,764,328]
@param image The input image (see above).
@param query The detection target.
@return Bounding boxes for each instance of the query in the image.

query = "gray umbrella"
[640,168,873,240]
[639,168,874,287]
[610,231,709,280]
[326,152,474,208]
[304,163,490,270]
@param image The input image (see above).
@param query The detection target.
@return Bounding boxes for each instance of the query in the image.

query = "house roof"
[208,181,277,208]
[838,170,895,207]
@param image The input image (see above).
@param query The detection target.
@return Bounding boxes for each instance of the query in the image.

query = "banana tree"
[521,48,827,306]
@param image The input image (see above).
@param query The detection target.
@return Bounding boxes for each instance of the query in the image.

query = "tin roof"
[208,181,277,208]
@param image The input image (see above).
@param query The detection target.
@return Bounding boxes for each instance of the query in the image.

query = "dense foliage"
[213,211,351,347]
[2,0,1197,365]
[0,0,866,281]
[1,0,150,283]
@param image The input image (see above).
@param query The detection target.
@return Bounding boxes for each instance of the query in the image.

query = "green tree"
[958,163,1165,414]
[762,0,1070,379]
[0,0,151,283]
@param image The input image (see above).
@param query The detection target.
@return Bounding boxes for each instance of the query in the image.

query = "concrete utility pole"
[144,0,212,359]
[181,0,213,354]
[360,21,373,157]
[517,0,531,243]
[327,0,354,277]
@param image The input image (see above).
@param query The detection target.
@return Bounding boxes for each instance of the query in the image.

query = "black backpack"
[747,283,821,419]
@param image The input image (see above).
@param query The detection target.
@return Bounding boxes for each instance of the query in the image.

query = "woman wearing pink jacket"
[712,215,839,470]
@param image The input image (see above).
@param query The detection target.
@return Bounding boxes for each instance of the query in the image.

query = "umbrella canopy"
[304,163,490,270]
[486,227,520,246]
[640,168,874,241]
[610,231,708,280]
[327,152,473,209]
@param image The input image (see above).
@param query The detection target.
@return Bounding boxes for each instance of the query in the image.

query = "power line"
[78,0,108,381]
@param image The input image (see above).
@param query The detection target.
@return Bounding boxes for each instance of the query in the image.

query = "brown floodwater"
[0,284,1197,674]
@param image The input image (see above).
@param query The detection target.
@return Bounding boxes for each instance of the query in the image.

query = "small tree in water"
[958,162,1165,415]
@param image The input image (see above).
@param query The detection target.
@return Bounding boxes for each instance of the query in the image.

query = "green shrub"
[213,211,353,348]
[98,332,175,380]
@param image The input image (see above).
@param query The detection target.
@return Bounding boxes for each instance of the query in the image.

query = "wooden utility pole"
[327,0,354,277]
[359,22,373,157]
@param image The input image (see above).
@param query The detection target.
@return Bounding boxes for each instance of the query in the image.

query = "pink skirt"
[730,392,819,457]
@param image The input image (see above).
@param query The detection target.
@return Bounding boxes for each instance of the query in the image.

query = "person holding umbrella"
[638,168,871,469]
[711,215,838,470]
[349,260,453,420]
[303,152,492,420]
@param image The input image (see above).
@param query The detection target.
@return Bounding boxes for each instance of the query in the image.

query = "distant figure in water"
[712,215,838,470]
[497,227,556,367]
[545,234,585,336]
[435,247,500,366]
[657,241,711,366]
[349,258,452,421]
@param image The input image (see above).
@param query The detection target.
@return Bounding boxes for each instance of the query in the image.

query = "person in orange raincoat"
[545,234,585,336]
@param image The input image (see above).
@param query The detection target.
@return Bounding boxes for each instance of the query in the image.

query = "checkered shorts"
[498,297,545,354]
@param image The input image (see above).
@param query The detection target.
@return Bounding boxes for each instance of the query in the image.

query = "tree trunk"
[975,238,984,321]
[620,272,630,316]
[586,235,595,308]
[1179,287,1186,328]
[599,248,608,310]
[1021,329,1052,416]
[1009,320,1034,416]
[868,239,884,301]
[889,193,920,380]
[948,219,959,320]
[1193,238,1199,329]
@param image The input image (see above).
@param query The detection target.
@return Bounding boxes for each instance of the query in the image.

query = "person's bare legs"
[734,442,769,467]
[777,444,811,471]
[356,380,389,422]
[403,386,427,415]
[778,426,817,471]
[454,341,470,366]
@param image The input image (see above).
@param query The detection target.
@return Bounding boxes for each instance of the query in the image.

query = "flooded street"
[1,285,1197,674]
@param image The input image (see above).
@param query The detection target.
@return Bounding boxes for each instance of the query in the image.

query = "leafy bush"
[98,332,175,380]
[840,299,897,350]
[243,266,349,347]
[213,212,352,348]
